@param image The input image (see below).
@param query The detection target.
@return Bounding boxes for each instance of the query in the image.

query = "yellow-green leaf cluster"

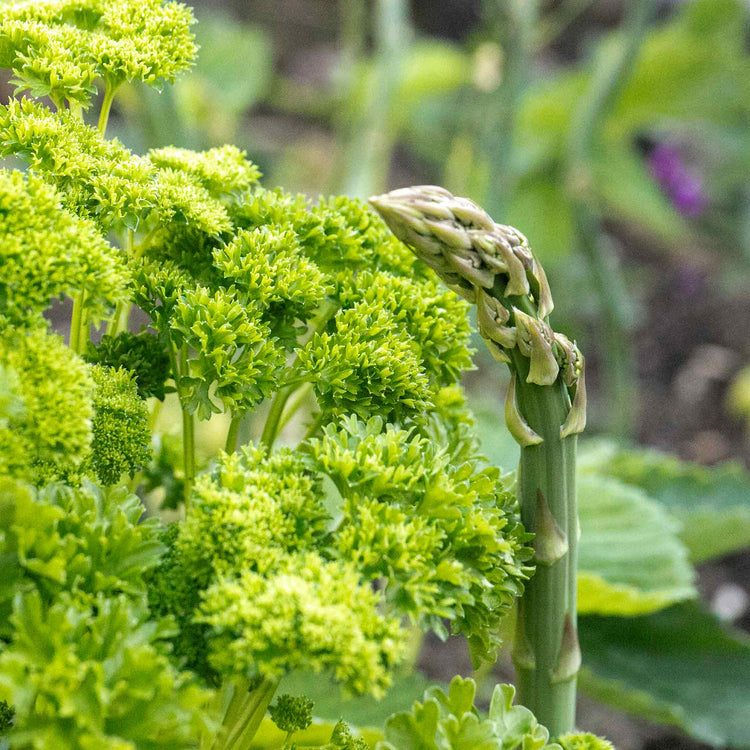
[88,364,151,486]
[306,412,532,659]
[0,0,196,106]
[0,328,92,485]
[149,446,402,695]
[0,170,128,326]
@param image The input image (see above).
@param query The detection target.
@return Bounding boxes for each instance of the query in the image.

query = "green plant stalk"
[168,342,196,506]
[566,0,652,437]
[276,382,312,433]
[98,79,119,136]
[260,384,295,450]
[107,229,135,336]
[179,345,196,503]
[69,293,84,353]
[260,300,338,450]
[301,410,325,444]
[63,101,94,354]
[225,412,243,455]
[219,677,279,750]
[512,350,579,735]
[370,186,586,736]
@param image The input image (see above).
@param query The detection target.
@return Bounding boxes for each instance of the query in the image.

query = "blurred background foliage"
[2,0,748,747]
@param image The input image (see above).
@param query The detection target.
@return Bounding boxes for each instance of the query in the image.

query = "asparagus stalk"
[370,186,586,735]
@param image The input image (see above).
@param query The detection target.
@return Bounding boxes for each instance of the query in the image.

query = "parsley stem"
[220,678,279,750]
[179,345,195,505]
[301,411,324,443]
[69,293,84,353]
[98,79,118,136]
[225,412,242,455]
[107,230,134,336]
[260,300,338,450]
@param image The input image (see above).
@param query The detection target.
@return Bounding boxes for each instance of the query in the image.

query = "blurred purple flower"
[648,143,706,216]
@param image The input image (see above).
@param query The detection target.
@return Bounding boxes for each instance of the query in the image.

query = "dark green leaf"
[579,602,750,748]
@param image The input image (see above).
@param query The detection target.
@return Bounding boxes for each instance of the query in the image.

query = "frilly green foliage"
[85,332,171,400]
[148,447,402,695]
[377,677,614,750]
[0,473,208,747]
[328,721,370,749]
[213,225,329,348]
[200,553,403,696]
[88,364,151,485]
[0,479,162,623]
[134,183,474,424]
[298,303,432,420]
[148,144,261,196]
[0,170,127,326]
[558,734,614,750]
[0,328,92,484]
[0,591,208,749]
[0,84,473,426]
[0,0,196,106]
[0,700,14,736]
[306,408,532,661]
[0,1,544,740]
[149,404,531,691]
[169,284,285,418]
[268,694,314,735]
[0,98,155,227]
[0,99,241,233]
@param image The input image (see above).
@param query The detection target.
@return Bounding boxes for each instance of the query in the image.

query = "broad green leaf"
[579,602,750,748]
[577,476,696,615]
[580,441,750,561]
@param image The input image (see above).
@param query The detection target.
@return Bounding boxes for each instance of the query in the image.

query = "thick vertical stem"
[512,354,579,736]
[260,385,294,451]
[182,406,195,503]
[98,79,118,136]
[107,229,134,337]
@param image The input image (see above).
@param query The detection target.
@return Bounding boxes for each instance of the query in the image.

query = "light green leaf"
[579,602,750,748]
[610,0,749,133]
[577,475,696,616]
[580,441,750,561]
